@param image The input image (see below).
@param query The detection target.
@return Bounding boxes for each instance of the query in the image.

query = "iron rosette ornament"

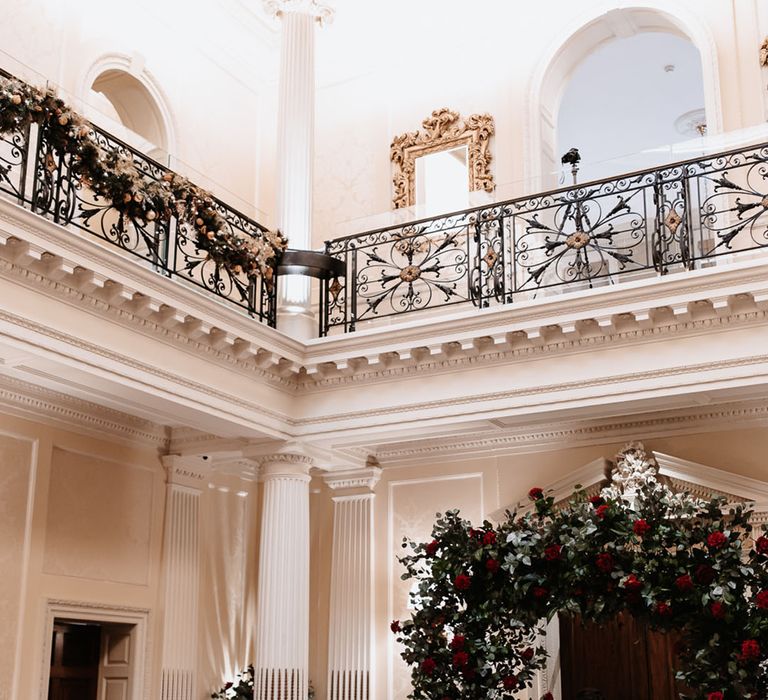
[394,444,768,700]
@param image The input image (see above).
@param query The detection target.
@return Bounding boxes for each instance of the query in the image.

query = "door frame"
[40,599,150,700]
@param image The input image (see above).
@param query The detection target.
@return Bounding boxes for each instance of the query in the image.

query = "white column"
[324,468,381,700]
[158,457,206,700]
[254,453,314,700]
[264,0,333,339]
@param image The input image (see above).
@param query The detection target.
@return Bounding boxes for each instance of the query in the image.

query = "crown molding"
[323,466,381,491]
[370,399,768,466]
[0,373,169,447]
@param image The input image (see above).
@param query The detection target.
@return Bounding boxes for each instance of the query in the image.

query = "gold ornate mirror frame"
[390,108,495,209]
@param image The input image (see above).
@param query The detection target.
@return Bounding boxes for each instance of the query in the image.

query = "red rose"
[542,694,555,700]
[450,634,465,650]
[675,574,695,593]
[468,528,479,540]
[454,573,472,591]
[710,601,726,620]
[482,531,496,546]
[224,682,233,690]
[502,675,518,690]
[421,658,436,675]
[390,620,401,633]
[521,647,534,661]
[589,495,604,507]
[595,504,610,519]
[529,487,544,501]
[425,539,439,556]
[532,586,549,599]
[544,544,562,561]
[707,531,728,549]
[486,558,501,574]
[756,590,768,610]
[452,651,469,668]
[595,552,614,573]
[695,564,716,584]
[707,693,724,700]
[756,535,768,555]
[623,574,642,592]
[740,639,761,662]
[656,601,672,616]
[633,519,651,536]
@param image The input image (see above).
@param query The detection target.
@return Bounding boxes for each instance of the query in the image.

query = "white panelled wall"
[325,468,381,700]
[158,457,205,700]
[254,453,314,700]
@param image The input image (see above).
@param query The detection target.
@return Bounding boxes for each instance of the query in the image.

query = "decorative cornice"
[0,373,169,447]
[372,399,768,465]
[324,467,381,491]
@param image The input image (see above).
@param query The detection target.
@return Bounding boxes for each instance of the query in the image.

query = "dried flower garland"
[0,76,285,281]
[394,444,768,700]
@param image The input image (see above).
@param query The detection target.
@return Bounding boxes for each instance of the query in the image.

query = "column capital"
[161,455,208,489]
[263,0,334,25]
[324,467,382,493]
[260,451,314,480]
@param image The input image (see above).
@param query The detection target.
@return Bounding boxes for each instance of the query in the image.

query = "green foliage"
[0,76,286,281]
[394,467,768,700]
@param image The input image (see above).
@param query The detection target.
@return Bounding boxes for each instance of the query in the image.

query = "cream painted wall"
[309,0,768,245]
[0,410,260,700]
[0,0,269,222]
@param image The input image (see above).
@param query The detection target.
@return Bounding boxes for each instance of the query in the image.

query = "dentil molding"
[323,467,382,491]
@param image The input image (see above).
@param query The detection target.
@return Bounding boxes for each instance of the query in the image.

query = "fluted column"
[264,0,333,339]
[158,457,206,700]
[324,468,381,700]
[254,453,313,700]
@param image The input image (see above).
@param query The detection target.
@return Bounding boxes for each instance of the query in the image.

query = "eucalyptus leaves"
[394,445,768,699]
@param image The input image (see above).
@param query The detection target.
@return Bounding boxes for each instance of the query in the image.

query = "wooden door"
[48,622,101,700]
[97,624,134,700]
[559,612,685,700]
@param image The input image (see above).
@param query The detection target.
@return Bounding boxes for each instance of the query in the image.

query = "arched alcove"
[526,4,723,189]
[81,55,176,162]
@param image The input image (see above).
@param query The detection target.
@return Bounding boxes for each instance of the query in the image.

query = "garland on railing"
[0,76,286,281]
[393,444,768,700]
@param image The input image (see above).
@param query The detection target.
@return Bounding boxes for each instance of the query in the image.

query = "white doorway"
[41,601,149,700]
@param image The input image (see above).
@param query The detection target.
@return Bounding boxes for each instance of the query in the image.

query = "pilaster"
[324,467,380,700]
[158,456,207,700]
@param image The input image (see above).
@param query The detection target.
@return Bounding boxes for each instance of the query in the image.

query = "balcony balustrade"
[0,68,277,326]
[321,140,768,336]
[2,70,768,339]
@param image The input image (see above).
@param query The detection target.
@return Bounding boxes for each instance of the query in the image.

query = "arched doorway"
[557,31,705,184]
[527,5,722,190]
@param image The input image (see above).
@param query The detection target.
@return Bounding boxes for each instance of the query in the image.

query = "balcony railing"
[0,68,277,326]
[321,141,768,335]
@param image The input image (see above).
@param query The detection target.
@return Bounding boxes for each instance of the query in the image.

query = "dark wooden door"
[560,612,685,700]
[48,622,101,700]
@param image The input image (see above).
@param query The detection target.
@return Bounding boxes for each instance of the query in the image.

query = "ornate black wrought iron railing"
[0,69,277,326]
[322,141,768,335]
